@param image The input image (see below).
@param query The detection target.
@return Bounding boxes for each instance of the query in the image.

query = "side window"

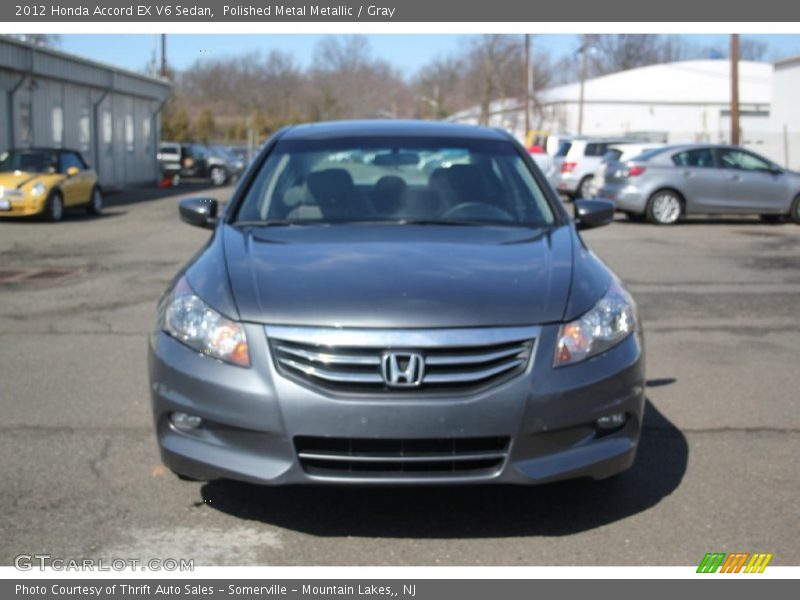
[672,148,714,168]
[60,152,84,173]
[584,143,601,157]
[718,149,771,172]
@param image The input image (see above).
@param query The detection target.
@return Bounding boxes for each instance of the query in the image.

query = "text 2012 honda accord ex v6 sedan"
[148,120,645,485]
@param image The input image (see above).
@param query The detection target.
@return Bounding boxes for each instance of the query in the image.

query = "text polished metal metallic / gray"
[148,119,646,486]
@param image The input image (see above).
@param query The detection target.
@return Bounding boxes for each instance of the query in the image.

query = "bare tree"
[694,38,768,61]
[306,36,410,120]
[414,55,465,119]
[461,35,526,124]
[584,34,692,77]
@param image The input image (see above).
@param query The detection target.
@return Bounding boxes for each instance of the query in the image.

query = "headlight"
[160,276,250,367]
[31,182,47,196]
[554,279,637,367]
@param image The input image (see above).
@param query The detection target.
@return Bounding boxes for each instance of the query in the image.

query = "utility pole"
[150,35,157,76]
[160,34,168,79]
[577,35,588,136]
[524,34,530,144]
[730,33,740,145]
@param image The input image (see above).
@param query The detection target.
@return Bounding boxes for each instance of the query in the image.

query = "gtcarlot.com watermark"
[14,554,194,571]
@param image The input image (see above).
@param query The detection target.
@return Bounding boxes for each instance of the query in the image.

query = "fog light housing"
[596,412,627,430]
[170,412,203,431]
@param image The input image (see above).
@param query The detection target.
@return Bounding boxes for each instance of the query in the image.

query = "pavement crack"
[88,439,112,479]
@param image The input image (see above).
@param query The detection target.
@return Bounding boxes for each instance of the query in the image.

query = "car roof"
[279,119,511,142]
[11,147,83,155]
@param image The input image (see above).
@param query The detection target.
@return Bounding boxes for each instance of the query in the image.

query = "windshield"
[234,137,556,227]
[0,150,59,174]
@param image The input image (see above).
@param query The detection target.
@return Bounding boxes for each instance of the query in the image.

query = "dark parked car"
[598,144,800,224]
[157,142,235,186]
[209,145,246,179]
[149,120,645,485]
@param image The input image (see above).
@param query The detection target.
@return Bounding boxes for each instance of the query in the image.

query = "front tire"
[86,187,103,216]
[790,195,800,225]
[646,190,683,225]
[44,191,64,222]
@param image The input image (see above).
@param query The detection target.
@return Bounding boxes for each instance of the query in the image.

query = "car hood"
[0,171,59,190]
[217,223,579,328]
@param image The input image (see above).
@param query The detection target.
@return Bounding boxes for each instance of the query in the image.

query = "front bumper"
[148,324,645,485]
[0,195,45,217]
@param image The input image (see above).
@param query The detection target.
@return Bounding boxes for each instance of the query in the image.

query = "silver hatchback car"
[598,144,800,225]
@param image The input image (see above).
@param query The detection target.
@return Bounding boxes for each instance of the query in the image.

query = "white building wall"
[450,60,800,166]
[768,58,800,169]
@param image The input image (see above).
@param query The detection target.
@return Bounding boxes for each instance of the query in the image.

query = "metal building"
[448,59,800,168]
[0,36,171,189]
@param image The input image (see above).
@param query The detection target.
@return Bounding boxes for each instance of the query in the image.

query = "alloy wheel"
[210,168,226,186]
[650,193,681,224]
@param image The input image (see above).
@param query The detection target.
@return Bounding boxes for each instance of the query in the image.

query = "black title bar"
[3,0,797,22]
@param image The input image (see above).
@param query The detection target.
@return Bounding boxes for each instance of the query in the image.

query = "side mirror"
[179,197,218,229]
[66,166,80,177]
[574,198,615,230]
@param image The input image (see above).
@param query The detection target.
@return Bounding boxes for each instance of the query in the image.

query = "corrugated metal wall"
[0,37,170,189]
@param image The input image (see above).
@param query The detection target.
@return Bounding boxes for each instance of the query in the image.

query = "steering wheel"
[440,202,513,222]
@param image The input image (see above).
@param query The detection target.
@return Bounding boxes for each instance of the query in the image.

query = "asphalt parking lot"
[1,185,798,567]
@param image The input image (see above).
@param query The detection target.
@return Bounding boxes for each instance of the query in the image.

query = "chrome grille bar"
[424,346,525,366]
[276,357,384,384]
[297,451,507,463]
[423,358,525,384]
[273,344,380,366]
[268,325,538,394]
[266,325,540,348]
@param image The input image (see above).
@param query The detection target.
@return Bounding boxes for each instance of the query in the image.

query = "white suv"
[552,138,637,199]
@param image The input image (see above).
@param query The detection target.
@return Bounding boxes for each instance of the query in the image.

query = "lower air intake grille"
[295,436,510,479]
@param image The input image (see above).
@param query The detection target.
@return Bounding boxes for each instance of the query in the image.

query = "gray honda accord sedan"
[148,120,645,485]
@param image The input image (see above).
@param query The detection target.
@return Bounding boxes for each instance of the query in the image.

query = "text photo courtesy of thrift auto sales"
[1,0,799,595]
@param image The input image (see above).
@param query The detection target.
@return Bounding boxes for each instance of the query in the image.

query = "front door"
[716,148,788,213]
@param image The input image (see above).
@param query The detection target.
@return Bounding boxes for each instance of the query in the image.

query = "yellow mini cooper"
[0,148,102,221]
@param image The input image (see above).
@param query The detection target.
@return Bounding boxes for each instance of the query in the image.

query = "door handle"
[682,171,691,177]
[730,174,742,181]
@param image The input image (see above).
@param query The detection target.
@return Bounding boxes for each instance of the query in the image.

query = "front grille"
[295,436,510,478]
[266,325,537,395]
